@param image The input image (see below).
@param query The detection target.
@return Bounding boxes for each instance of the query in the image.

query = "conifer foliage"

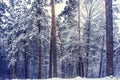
[0,0,119,79]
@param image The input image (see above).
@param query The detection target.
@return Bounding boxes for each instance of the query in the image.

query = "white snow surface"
[12,76,119,80]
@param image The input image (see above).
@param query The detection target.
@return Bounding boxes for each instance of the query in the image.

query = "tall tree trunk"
[23,28,28,78]
[38,37,42,79]
[24,34,28,79]
[85,38,89,78]
[49,0,57,78]
[99,36,105,77]
[37,19,42,79]
[77,0,81,76]
[105,0,114,76]
[85,11,91,78]
[81,60,84,77]
[77,0,84,77]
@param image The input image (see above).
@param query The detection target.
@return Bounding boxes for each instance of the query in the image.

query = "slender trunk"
[85,44,89,78]
[24,48,28,78]
[77,58,81,76]
[99,36,105,77]
[85,4,92,77]
[49,0,57,77]
[85,15,90,78]
[105,0,114,76]
[24,40,28,78]
[77,0,84,77]
[37,19,42,79]
[81,61,84,77]
[38,39,42,79]
[11,44,16,79]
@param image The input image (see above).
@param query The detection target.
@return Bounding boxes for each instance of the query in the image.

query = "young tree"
[81,0,106,77]
[76,0,84,77]
[99,36,105,77]
[83,1,93,77]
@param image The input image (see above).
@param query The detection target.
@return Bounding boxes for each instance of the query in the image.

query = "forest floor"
[46,77,117,80]
[12,76,119,80]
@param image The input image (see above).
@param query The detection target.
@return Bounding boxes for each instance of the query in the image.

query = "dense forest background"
[0,0,120,79]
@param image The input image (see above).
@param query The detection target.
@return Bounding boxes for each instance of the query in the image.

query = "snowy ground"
[12,76,119,80]
[46,77,117,80]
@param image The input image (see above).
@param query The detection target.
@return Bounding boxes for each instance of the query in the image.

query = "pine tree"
[49,0,57,77]
[105,0,114,76]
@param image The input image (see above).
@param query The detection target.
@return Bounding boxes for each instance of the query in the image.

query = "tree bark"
[85,9,91,78]
[37,19,42,79]
[105,0,114,76]
[49,0,57,78]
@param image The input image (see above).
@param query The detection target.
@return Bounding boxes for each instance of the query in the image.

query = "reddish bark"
[49,0,57,78]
